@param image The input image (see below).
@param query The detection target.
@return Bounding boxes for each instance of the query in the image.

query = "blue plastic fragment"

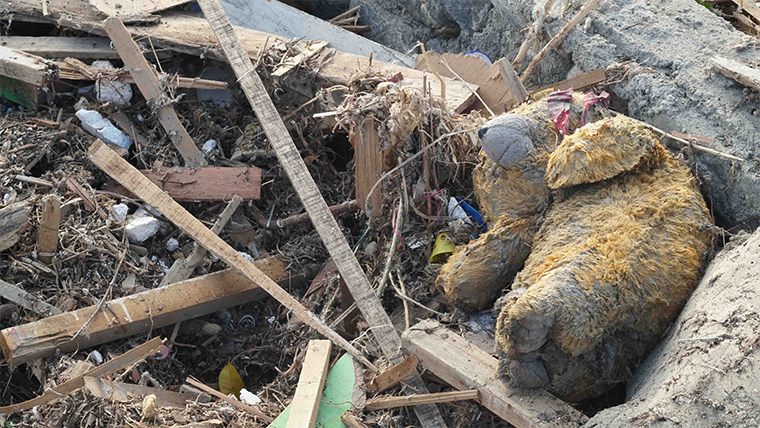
[464,50,493,66]
[456,197,487,231]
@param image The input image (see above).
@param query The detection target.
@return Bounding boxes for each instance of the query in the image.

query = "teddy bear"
[436,91,713,401]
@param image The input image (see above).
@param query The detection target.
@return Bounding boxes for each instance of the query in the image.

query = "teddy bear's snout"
[479,114,536,169]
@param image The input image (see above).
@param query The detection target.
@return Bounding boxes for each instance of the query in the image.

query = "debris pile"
[0,0,758,427]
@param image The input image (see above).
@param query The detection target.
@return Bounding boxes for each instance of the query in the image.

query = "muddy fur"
[437,94,713,401]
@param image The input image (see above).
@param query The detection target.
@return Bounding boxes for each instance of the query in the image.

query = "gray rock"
[585,230,760,427]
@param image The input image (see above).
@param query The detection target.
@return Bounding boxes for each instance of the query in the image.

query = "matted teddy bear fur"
[437,93,713,401]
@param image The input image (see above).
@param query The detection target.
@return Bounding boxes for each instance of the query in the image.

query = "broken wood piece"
[103,17,207,168]
[497,58,529,104]
[712,56,760,91]
[0,258,290,366]
[0,202,30,252]
[286,340,332,428]
[671,131,713,145]
[521,0,603,82]
[402,320,589,427]
[365,390,479,411]
[37,194,60,265]
[328,5,361,23]
[66,177,108,220]
[276,199,358,229]
[13,175,53,187]
[0,337,163,414]
[532,67,606,94]
[84,377,191,408]
[87,139,374,371]
[0,46,58,87]
[161,195,242,286]
[103,166,261,202]
[56,58,229,89]
[353,117,386,217]
[0,279,62,317]
[271,41,328,80]
[367,354,418,393]
[194,0,447,425]
[185,377,272,422]
[0,36,170,59]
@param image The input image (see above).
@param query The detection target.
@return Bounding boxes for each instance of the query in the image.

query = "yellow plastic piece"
[430,233,455,263]
[219,362,245,399]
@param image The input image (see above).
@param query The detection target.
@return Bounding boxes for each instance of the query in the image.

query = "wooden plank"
[0,258,288,366]
[285,340,332,428]
[402,320,589,428]
[0,36,167,59]
[353,117,385,217]
[192,1,448,427]
[532,67,606,94]
[218,0,411,66]
[0,46,57,86]
[497,58,529,104]
[103,18,207,168]
[712,56,760,91]
[84,377,191,408]
[161,195,242,286]
[89,0,190,17]
[365,390,479,411]
[103,166,260,202]
[185,376,272,422]
[0,337,163,414]
[88,138,374,370]
[367,355,418,393]
[37,194,60,265]
[56,59,228,89]
[732,0,760,22]
[0,202,30,252]
[0,279,62,317]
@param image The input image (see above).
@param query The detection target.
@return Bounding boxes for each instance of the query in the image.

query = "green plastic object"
[268,354,359,428]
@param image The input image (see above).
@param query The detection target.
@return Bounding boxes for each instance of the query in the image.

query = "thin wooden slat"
[285,340,332,428]
[185,376,272,422]
[0,46,57,87]
[0,279,62,318]
[353,117,385,217]
[365,390,479,411]
[0,36,170,59]
[87,139,374,370]
[103,18,207,168]
[192,1,447,426]
[0,337,163,414]
[367,354,419,393]
[37,194,60,265]
[712,56,760,91]
[497,58,529,104]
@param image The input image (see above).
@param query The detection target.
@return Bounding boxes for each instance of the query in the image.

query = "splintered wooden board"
[269,354,364,428]
[103,166,261,201]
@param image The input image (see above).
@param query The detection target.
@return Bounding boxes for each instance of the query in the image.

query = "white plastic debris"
[125,216,160,243]
[76,109,133,150]
[111,203,129,223]
[238,251,254,262]
[201,322,222,336]
[202,139,218,154]
[87,350,103,365]
[448,197,472,224]
[239,389,262,405]
[165,238,180,252]
[93,60,133,105]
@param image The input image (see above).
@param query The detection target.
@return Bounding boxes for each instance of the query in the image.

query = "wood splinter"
[37,194,60,265]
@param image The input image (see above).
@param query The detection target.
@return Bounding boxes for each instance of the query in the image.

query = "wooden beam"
[103,18,207,168]
[103,167,260,202]
[87,139,373,370]
[37,194,60,265]
[192,1,447,426]
[0,258,289,366]
[0,279,62,317]
[353,117,385,217]
[0,46,57,87]
[497,58,529,104]
[0,202,30,252]
[161,195,242,286]
[402,320,589,428]
[712,56,760,91]
[285,340,332,428]
[185,376,272,422]
[0,337,163,414]
[367,355,419,393]
[0,36,171,59]
[365,390,479,411]
[56,58,228,89]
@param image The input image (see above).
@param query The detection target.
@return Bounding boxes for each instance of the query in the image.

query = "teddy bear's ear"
[544,115,662,189]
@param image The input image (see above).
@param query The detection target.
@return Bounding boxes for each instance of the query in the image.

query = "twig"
[392,269,446,318]
[513,0,557,68]
[185,376,273,422]
[419,43,445,100]
[377,193,404,299]
[521,0,602,82]
[393,270,411,330]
